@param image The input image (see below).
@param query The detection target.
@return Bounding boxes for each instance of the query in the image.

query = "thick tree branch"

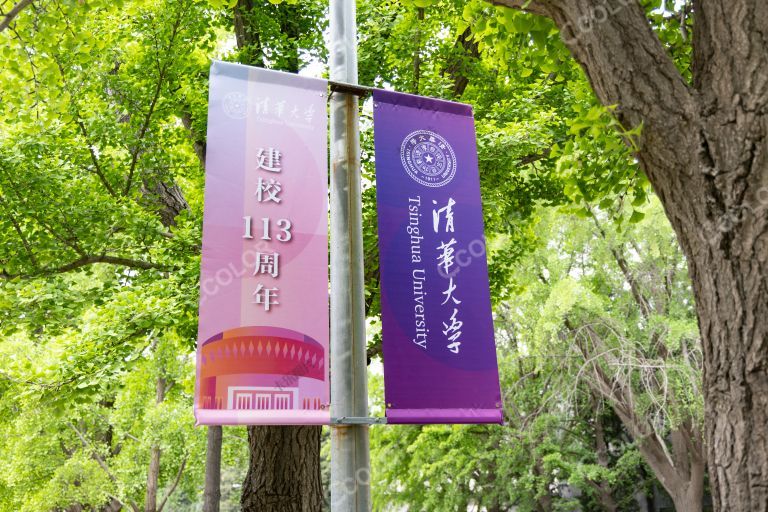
[0,0,34,33]
[1,254,165,279]
[491,0,697,225]
[442,27,481,98]
[516,147,551,166]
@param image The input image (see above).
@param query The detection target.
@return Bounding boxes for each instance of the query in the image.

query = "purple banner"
[373,90,503,424]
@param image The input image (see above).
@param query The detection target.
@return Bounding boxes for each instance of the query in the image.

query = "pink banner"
[195,61,330,425]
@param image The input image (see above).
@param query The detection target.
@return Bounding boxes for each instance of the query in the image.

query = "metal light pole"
[329,0,371,510]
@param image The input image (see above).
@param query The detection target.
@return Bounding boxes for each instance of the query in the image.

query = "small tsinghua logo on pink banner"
[400,129,457,188]
[197,61,330,426]
[222,91,250,119]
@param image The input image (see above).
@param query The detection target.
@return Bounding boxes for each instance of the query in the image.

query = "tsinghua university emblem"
[222,91,250,119]
[400,130,457,187]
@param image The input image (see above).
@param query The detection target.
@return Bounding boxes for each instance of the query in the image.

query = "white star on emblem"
[424,154,434,164]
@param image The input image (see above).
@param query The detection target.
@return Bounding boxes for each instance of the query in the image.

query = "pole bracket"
[330,416,388,425]
[328,80,373,98]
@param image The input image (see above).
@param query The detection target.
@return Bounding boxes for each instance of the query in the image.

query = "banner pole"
[329,0,371,510]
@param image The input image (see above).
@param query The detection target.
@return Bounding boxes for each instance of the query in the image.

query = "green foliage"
[1,0,224,509]
[1,0,703,509]
[228,0,326,70]
[371,200,702,510]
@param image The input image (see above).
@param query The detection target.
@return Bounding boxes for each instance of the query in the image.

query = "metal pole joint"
[328,80,373,97]
[331,417,387,425]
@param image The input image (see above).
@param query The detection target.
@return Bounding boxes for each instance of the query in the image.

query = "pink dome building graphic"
[197,326,327,412]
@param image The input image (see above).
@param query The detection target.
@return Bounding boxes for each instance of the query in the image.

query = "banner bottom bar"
[386,408,503,425]
[195,409,331,426]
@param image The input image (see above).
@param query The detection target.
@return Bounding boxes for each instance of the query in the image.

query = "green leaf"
[462,3,474,22]
[629,210,646,223]
[513,14,533,33]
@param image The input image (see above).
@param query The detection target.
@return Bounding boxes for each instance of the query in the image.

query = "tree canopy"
[2,0,764,510]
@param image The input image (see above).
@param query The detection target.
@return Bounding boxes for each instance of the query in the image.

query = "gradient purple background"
[373,89,503,424]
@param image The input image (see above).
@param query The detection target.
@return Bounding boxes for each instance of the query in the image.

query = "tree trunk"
[492,1,768,509]
[592,407,618,512]
[241,426,323,512]
[145,377,166,512]
[532,457,553,512]
[690,242,768,511]
[100,498,123,512]
[670,478,705,512]
[690,12,768,508]
[229,6,325,512]
[413,7,424,94]
[203,426,222,512]
[229,7,327,512]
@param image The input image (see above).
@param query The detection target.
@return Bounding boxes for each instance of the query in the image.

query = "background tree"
[369,200,706,511]
[358,3,707,510]
[472,1,768,508]
[530,202,706,511]
[0,0,213,509]
[4,0,756,510]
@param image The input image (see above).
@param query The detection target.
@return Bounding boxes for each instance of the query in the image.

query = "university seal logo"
[400,130,456,188]
[222,91,249,119]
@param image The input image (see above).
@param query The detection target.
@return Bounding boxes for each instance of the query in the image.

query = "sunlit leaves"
[0,0,217,508]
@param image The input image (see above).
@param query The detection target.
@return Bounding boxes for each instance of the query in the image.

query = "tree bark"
[101,498,123,512]
[492,1,768,509]
[145,377,166,512]
[413,7,424,94]
[202,426,222,512]
[241,426,323,512]
[443,27,480,99]
[0,0,34,34]
[670,460,706,512]
[591,406,619,512]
